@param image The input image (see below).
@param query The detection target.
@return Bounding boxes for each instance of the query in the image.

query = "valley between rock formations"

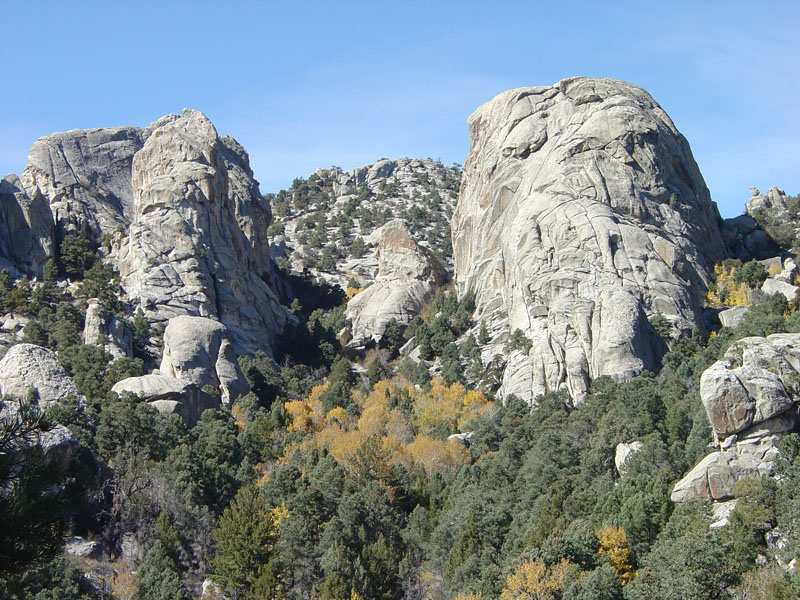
[1,77,799,599]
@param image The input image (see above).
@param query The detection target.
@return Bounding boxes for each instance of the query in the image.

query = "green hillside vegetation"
[2,236,800,599]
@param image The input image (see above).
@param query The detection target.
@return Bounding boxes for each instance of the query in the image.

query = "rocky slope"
[453,77,728,404]
[269,157,460,288]
[0,110,287,356]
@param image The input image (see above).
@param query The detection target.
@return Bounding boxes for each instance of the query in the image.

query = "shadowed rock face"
[0,175,54,277]
[453,77,727,404]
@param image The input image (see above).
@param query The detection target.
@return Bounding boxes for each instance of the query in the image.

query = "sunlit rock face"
[453,77,726,404]
[346,219,447,347]
[116,109,286,355]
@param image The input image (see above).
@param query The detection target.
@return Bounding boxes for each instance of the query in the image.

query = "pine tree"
[211,485,276,598]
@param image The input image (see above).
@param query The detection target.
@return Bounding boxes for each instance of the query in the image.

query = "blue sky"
[1,1,797,217]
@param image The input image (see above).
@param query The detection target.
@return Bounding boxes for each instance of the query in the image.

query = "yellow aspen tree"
[596,525,636,584]
[500,558,574,600]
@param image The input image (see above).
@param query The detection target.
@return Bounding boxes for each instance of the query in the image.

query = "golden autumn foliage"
[596,525,636,584]
[281,374,492,481]
[285,383,329,433]
[500,558,574,600]
[406,435,471,479]
[706,263,751,307]
[454,593,483,600]
[231,404,248,432]
[345,286,364,300]
[411,377,494,436]
[270,501,290,534]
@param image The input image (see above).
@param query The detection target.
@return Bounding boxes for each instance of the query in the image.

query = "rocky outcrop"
[672,334,800,503]
[453,77,727,404]
[746,187,791,221]
[0,344,84,407]
[0,175,54,277]
[116,110,286,355]
[64,537,105,560]
[84,298,132,359]
[720,214,778,261]
[4,110,287,356]
[719,306,750,329]
[159,316,249,404]
[0,399,79,468]
[614,441,643,476]
[112,315,247,424]
[346,220,447,347]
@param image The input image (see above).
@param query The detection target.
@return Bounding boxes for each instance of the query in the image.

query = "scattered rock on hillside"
[614,441,643,476]
[270,158,460,289]
[346,220,447,348]
[453,77,726,405]
[719,305,750,329]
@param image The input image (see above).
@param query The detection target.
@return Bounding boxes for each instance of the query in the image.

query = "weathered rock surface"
[17,117,182,241]
[0,400,79,467]
[346,220,447,347]
[720,214,778,261]
[84,298,132,359]
[673,334,800,503]
[719,305,750,329]
[0,175,54,277]
[159,315,249,405]
[4,110,287,356]
[761,277,799,302]
[746,187,791,221]
[453,77,726,404]
[64,537,105,560]
[116,110,286,355]
[0,344,84,407]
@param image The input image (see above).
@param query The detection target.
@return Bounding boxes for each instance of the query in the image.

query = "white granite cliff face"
[453,77,727,405]
[116,110,285,355]
[2,109,287,356]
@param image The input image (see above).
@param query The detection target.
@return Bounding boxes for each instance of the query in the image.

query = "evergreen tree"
[212,485,276,599]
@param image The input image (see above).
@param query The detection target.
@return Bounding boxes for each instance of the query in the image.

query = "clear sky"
[1,1,797,217]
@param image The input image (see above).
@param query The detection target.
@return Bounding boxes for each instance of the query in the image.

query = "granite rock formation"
[672,334,800,502]
[453,77,727,404]
[83,298,133,359]
[346,220,447,347]
[112,315,248,424]
[2,110,287,356]
[0,344,84,407]
[115,110,285,355]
